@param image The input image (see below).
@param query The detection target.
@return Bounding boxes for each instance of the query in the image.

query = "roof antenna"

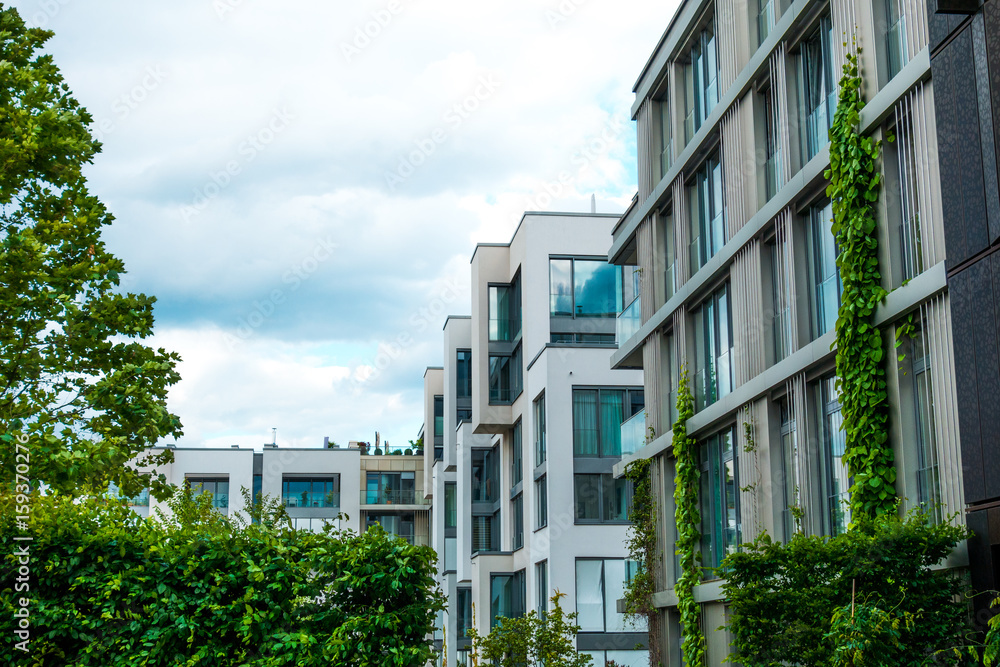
[590,194,596,214]
[271,427,277,446]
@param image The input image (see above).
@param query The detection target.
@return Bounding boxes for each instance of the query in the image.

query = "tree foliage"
[623,456,660,666]
[722,510,973,667]
[0,490,445,666]
[467,592,592,667]
[0,5,181,500]
[825,42,895,519]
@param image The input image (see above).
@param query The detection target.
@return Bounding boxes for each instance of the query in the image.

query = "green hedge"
[0,491,444,666]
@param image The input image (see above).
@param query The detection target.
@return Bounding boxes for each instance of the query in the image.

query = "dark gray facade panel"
[955,29,991,258]
[973,14,1000,243]
[967,510,996,615]
[934,40,970,268]
[984,253,1000,501]
[952,268,986,503]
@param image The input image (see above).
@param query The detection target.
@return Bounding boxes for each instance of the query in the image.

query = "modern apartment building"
[609,0,966,660]
[425,212,649,667]
[127,443,430,546]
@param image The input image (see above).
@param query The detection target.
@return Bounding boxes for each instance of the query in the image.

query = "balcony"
[617,295,642,347]
[361,490,431,506]
[283,491,340,509]
[128,489,150,507]
[620,410,647,457]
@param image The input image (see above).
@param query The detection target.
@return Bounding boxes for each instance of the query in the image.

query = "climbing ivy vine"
[825,43,896,520]
[623,456,661,666]
[672,366,704,666]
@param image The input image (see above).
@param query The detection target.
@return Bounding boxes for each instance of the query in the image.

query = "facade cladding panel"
[607,0,997,659]
[929,0,1000,616]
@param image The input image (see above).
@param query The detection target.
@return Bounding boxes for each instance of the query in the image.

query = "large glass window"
[884,0,908,81]
[683,21,719,143]
[365,471,414,505]
[573,387,645,457]
[574,474,630,523]
[758,0,775,45]
[512,494,524,550]
[490,570,526,628]
[770,228,794,363]
[801,14,837,161]
[456,349,472,399]
[693,283,734,411]
[433,395,444,460]
[457,587,473,638]
[489,274,521,341]
[536,560,549,615]
[658,97,673,178]
[488,345,522,405]
[890,112,923,283]
[699,427,740,571]
[662,209,677,301]
[186,477,229,508]
[809,201,841,337]
[445,482,457,529]
[533,394,546,466]
[284,476,340,508]
[536,476,548,528]
[472,447,499,503]
[472,512,499,553]
[511,421,523,486]
[906,324,941,522]
[778,398,800,540]
[817,375,850,536]
[688,153,725,272]
[763,84,782,202]
[575,559,642,633]
[365,512,416,543]
[549,257,620,318]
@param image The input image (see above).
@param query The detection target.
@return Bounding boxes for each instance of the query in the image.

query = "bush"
[0,490,444,666]
[722,510,972,667]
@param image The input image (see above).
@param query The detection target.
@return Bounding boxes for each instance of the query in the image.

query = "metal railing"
[361,490,431,506]
[283,492,340,509]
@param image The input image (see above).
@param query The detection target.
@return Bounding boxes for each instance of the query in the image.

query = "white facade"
[426,212,649,667]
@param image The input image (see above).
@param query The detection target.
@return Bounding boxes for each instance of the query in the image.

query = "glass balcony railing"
[617,295,642,346]
[620,410,647,456]
[128,489,150,507]
[361,490,431,506]
[283,492,340,508]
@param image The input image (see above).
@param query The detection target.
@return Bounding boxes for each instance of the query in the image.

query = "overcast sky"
[13,0,679,450]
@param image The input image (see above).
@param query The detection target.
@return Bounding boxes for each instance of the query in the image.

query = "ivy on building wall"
[623,456,661,666]
[671,366,704,666]
[825,43,896,520]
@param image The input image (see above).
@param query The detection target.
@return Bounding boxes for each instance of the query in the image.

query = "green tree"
[0,489,445,665]
[468,592,592,667]
[0,6,182,499]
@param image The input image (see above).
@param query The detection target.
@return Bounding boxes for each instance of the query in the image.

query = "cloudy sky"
[13,0,679,450]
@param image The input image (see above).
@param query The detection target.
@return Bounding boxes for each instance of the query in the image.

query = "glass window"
[810,201,841,337]
[770,230,794,363]
[186,477,229,508]
[433,395,444,460]
[490,570,526,628]
[884,0,908,81]
[471,447,499,503]
[573,387,644,457]
[817,375,850,536]
[907,324,941,522]
[688,153,725,272]
[662,209,677,301]
[512,494,524,550]
[511,421,523,486]
[457,587,473,638]
[763,84,782,201]
[445,537,457,570]
[801,14,837,161]
[284,476,340,508]
[457,407,472,423]
[445,482,457,530]
[489,345,522,405]
[574,474,631,523]
[533,394,546,466]
[536,560,549,615]
[758,0,775,45]
[685,21,719,142]
[891,112,923,283]
[456,349,472,399]
[693,283,734,411]
[251,474,262,506]
[658,97,673,178]
[472,513,499,553]
[489,275,522,342]
[699,428,740,571]
[536,476,548,528]
[550,258,620,319]
[583,651,649,667]
[575,559,642,632]
[365,512,416,543]
[779,398,801,540]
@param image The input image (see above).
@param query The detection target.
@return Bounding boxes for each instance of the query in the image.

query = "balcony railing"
[284,492,340,509]
[361,490,431,506]
[617,295,642,346]
[620,410,647,457]
[128,489,150,507]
